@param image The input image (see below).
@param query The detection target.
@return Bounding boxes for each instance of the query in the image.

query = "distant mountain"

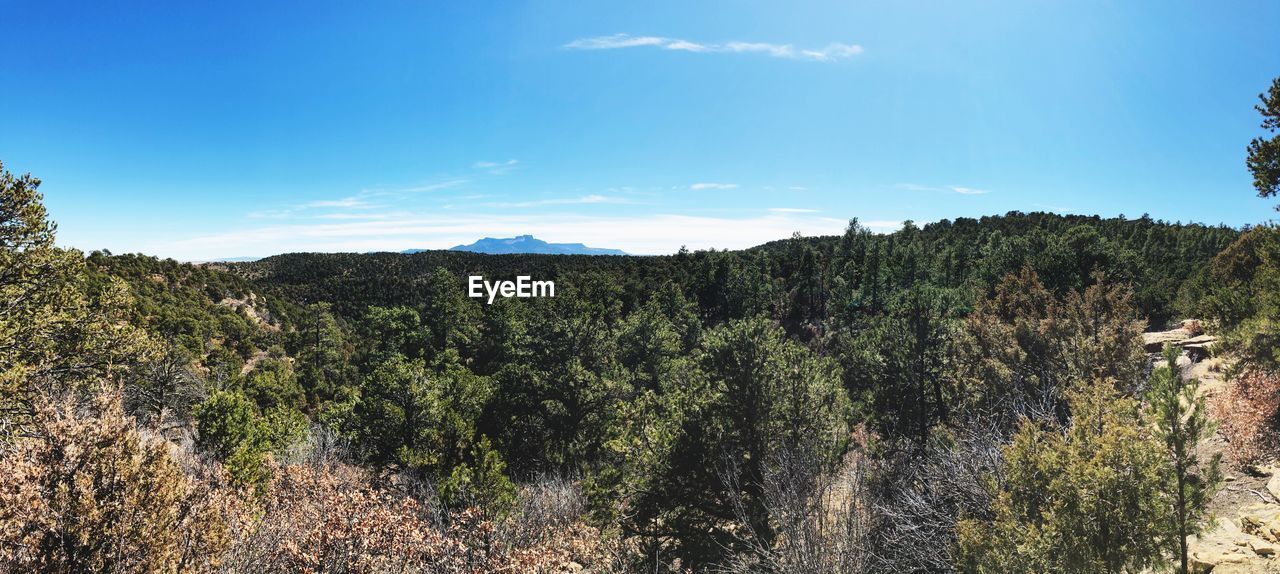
[198,256,261,263]
[435,235,626,255]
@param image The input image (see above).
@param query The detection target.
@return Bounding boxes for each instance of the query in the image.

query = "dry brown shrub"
[0,391,237,574]
[719,446,871,574]
[223,462,615,574]
[0,396,614,574]
[1212,369,1280,469]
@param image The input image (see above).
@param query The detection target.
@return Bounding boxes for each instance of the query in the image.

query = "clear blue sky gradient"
[3,1,1279,259]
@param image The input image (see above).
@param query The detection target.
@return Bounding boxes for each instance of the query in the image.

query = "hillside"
[234,212,1238,329]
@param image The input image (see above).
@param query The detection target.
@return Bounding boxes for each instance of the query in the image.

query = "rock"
[1190,552,1216,573]
[1222,552,1249,564]
[1144,328,1193,352]
[1218,566,1266,574]
[1183,335,1219,362]
[1184,334,1218,345]
[1141,326,1216,357]
[1241,514,1266,535]
[1190,510,1280,573]
[1226,475,1238,482]
[1237,503,1280,545]
[1267,473,1280,502]
[1191,544,1255,572]
[1240,513,1280,542]
[1249,464,1275,478]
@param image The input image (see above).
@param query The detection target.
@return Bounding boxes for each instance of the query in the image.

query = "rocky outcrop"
[1142,320,1217,359]
[218,293,279,331]
[1190,505,1280,572]
[1190,462,1280,572]
[1184,335,1219,362]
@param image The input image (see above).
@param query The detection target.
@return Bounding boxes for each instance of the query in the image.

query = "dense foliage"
[57,205,1237,571]
[0,138,1268,572]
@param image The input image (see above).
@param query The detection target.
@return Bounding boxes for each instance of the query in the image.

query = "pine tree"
[1148,345,1221,574]
[0,161,153,417]
[1248,77,1280,205]
[294,301,350,405]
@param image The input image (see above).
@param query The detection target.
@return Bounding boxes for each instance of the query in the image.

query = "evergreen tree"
[956,379,1170,574]
[1148,345,1221,574]
[293,301,351,406]
[841,285,960,444]
[349,350,513,508]
[1248,76,1280,205]
[660,317,850,566]
[420,267,481,358]
[193,389,305,489]
[0,161,153,416]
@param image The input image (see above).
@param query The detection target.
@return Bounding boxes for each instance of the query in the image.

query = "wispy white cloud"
[565,34,669,50]
[691,182,739,190]
[769,207,819,213]
[897,183,992,195]
[304,197,375,209]
[482,194,630,208]
[246,196,379,219]
[365,179,469,196]
[314,212,410,220]
[246,209,297,220]
[473,159,520,175]
[564,34,863,62]
[246,179,470,220]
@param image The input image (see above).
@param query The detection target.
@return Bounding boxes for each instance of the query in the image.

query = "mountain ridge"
[410,235,626,255]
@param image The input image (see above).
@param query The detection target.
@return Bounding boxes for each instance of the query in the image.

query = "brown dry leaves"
[224,462,609,574]
[0,391,612,574]
[1213,369,1280,469]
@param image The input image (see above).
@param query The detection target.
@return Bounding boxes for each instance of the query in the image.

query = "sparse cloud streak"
[473,159,520,175]
[564,34,863,62]
[482,194,630,208]
[897,183,993,195]
[691,182,739,190]
[368,179,469,196]
[245,179,470,220]
[304,197,374,209]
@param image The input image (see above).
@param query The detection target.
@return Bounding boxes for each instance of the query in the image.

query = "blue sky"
[2,1,1278,259]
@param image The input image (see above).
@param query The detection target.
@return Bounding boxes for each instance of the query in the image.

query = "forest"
[1,77,1279,573]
